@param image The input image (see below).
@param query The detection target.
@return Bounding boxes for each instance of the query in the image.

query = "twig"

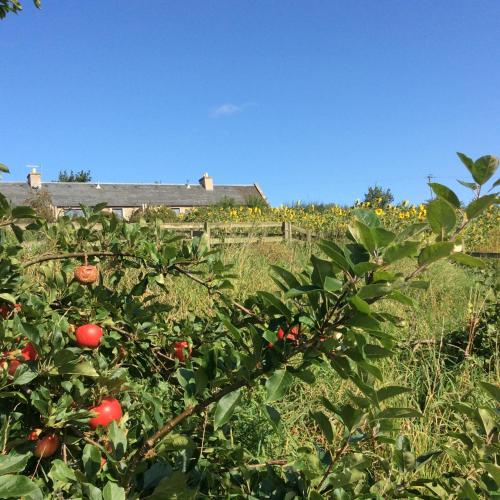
[23,251,141,268]
[245,460,288,469]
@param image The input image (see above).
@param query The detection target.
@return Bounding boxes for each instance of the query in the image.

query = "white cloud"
[210,102,255,118]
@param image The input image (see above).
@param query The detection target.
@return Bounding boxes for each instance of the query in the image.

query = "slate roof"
[0,182,266,208]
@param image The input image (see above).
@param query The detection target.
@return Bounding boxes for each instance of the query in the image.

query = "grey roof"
[0,182,266,208]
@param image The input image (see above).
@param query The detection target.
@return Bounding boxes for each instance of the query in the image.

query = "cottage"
[0,169,267,220]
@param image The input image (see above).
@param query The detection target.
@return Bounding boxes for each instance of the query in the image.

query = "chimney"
[27,167,41,189]
[199,172,214,191]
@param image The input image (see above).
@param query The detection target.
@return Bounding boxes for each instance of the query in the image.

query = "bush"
[23,189,56,222]
[129,205,179,223]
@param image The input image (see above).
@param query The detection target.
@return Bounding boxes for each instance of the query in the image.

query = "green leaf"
[12,365,37,386]
[57,361,98,377]
[318,240,351,271]
[484,463,500,488]
[465,194,498,220]
[82,444,102,480]
[266,370,293,403]
[470,155,499,185]
[376,386,412,403]
[358,283,391,300]
[0,163,10,173]
[108,421,127,458]
[349,221,375,253]
[418,242,454,266]
[375,408,422,420]
[311,254,334,287]
[285,285,322,298]
[102,482,126,500]
[449,253,485,268]
[426,199,456,236]
[479,381,500,404]
[372,227,395,248]
[429,183,461,208]
[12,206,36,219]
[324,276,342,293]
[349,295,371,314]
[0,475,42,499]
[310,411,334,444]
[257,291,291,317]
[270,265,301,290]
[383,241,419,264]
[214,389,242,429]
[48,459,77,483]
[147,472,192,500]
[0,453,30,476]
[0,293,17,305]
[457,179,478,190]
[386,291,414,307]
[264,405,281,430]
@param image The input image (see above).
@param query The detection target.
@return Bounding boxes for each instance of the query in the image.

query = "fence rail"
[158,221,315,247]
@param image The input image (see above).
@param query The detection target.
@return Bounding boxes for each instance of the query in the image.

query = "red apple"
[174,341,192,362]
[75,324,103,348]
[21,342,38,361]
[89,398,123,429]
[33,434,60,458]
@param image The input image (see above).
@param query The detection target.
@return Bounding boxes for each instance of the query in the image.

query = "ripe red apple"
[269,325,300,348]
[75,324,103,348]
[174,341,192,362]
[74,265,99,284]
[89,398,123,429]
[21,342,38,361]
[33,433,60,458]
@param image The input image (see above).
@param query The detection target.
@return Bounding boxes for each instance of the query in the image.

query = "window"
[170,208,180,215]
[63,208,84,218]
[112,208,123,218]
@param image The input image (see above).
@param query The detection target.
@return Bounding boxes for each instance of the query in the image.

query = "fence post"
[204,222,211,249]
[282,222,292,242]
[306,230,312,244]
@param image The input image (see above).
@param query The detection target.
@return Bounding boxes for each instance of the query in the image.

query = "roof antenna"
[186,179,191,189]
[96,181,101,189]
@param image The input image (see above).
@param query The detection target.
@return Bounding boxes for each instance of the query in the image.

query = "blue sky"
[1,0,499,206]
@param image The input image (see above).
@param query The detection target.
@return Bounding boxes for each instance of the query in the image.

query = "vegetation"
[57,170,92,183]
[363,185,394,207]
[0,152,498,498]
[0,0,39,19]
[23,189,56,223]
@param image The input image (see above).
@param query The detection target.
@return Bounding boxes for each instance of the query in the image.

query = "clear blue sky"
[1,0,499,206]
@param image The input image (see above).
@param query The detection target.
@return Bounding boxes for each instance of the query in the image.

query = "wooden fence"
[159,221,314,247]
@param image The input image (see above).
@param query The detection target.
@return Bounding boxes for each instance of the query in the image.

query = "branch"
[22,251,141,268]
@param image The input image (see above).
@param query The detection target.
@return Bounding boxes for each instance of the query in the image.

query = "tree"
[58,170,92,182]
[24,189,56,222]
[363,184,394,207]
[0,0,40,19]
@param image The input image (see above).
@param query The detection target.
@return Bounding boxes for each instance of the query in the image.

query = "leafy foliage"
[57,170,92,182]
[363,185,394,207]
[0,152,498,497]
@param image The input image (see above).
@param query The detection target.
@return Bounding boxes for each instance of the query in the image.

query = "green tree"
[57,170,92,182]
[0,0,40,19]
[363,184,394,206]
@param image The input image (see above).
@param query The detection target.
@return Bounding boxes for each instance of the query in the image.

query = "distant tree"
[0,0,40,19]
[245,194,269,209]
[24,189,56,222]
[363,185,394,207]
[58,170,92,182]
